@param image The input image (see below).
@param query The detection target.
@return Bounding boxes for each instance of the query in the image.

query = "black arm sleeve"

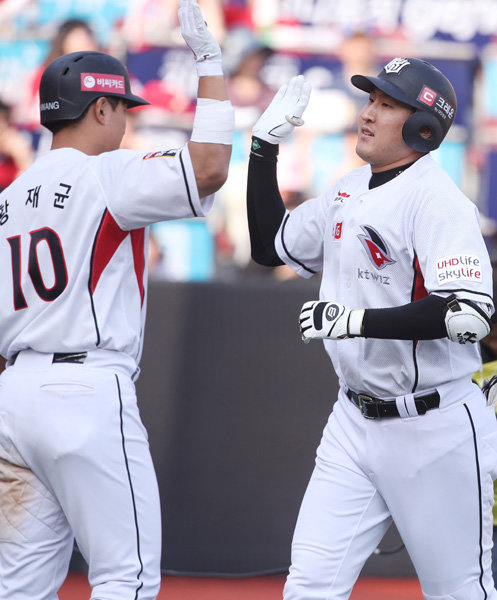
[362,294,449,340]
[246,136,285,266]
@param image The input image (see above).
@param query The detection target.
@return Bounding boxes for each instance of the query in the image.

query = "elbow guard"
[444,297,492,344]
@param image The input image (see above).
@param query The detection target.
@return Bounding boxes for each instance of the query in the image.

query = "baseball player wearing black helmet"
[39,51,150,130]
[246,59,497,600]
[0,1,233,598]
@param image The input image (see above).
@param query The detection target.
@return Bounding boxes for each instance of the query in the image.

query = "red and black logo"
[358,225,395,270]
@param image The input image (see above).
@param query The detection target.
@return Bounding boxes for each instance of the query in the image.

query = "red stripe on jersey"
[90,212,127,294]
[412,256,428,302]
[90,212,145,303]
[131,228,145,305]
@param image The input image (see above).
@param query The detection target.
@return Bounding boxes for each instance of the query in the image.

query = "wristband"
[197,59,223,77]
[348,309,365,337]
[191,98,234,145]
[250,136,279,162]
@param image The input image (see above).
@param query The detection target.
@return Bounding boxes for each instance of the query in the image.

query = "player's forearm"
[300,294,492,344]
[188,138,231,197]
[179,0,233,197]
[197,75,228,101]
[247,138,285,266]
[188,74,233,196]
[362,294,448,339]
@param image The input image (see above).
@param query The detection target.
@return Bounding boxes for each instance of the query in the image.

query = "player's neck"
[51,125,120,155]
[370,153,425,173]
[368,160,417,190]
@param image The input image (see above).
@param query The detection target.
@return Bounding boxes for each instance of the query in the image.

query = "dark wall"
[136,278,416,578]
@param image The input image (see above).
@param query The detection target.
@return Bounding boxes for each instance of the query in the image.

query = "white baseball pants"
[283,380,497,600]
[0,350,161,600]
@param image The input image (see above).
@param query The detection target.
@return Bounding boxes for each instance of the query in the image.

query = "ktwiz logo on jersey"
[358,225,395,269]
[436,255,482,284]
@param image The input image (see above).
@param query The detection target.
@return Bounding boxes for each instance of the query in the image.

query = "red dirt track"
[60,573,423,599]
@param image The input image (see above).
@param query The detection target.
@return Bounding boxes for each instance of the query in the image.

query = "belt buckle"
[357,394,376,419]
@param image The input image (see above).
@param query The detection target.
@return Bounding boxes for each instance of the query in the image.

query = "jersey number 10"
[7,227,68,310]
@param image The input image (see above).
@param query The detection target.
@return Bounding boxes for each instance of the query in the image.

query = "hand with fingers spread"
[178,0,222,76]
[252,75,311,144]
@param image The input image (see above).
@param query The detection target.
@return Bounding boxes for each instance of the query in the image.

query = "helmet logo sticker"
[418,86,437,106]
[384,58,410,74]
[80,73,125,94]
[358,225,396,269]
[83,75,96,88]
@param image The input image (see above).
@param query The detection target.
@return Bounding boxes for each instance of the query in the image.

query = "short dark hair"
[46,95,122,134]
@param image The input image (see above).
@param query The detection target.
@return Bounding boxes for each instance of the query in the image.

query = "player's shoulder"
[406,154,470,207]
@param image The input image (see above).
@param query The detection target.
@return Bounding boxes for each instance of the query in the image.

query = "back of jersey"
[0,148,147,362]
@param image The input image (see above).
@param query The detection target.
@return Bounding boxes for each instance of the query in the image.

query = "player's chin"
[355,139,373,162]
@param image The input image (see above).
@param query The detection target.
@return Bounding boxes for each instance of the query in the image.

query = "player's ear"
[93,97,108,125]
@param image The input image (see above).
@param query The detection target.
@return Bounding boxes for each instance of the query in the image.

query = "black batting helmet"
[40,51,149,130]
[351,57,457,152]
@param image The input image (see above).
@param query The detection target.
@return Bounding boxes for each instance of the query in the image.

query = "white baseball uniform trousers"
[0,350,161,600]
[283,379,497,600]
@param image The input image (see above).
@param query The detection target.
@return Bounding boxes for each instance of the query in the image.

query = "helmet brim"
[351,74,417,110]
[123,92,150,109]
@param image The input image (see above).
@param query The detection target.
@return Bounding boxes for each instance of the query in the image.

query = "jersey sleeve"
[90,145,214,230]
[274,194,327,278]
[413,185,493,306]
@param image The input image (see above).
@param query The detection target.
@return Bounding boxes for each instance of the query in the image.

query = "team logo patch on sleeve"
[142,150,178,160]
[436,255,482,284]
[358,225,395,269]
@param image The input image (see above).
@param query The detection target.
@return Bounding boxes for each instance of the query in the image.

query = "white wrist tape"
[191,98,234,145]
[348,309,365,337]
[197,59,223,77]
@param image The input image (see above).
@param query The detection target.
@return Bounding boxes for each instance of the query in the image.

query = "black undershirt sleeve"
[246,136,285,266]
[362,294,449,340]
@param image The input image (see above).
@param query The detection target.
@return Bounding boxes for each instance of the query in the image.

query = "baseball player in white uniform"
[0,1,234,599]
[246,61,497,599]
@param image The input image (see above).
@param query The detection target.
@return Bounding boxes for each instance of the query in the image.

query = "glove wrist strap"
[348,309,365,337]
[197,59,223,77]
[250,136,279,162]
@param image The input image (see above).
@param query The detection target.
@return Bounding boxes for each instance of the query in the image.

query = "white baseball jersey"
[0,145,213,366]
[275,153,493,398]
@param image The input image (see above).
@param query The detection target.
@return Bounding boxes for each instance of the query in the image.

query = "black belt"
[346,389,440,419]
[12,351,87,365]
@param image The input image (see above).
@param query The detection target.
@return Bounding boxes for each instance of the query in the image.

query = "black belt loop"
[347,389,440,419]
[11,351,87,365]
[52,352,87,364]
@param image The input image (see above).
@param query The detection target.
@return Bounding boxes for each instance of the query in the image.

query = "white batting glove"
[299,301,365,343]
[482,375,497,407]
[178,0,222,77]
[252,75,311,144]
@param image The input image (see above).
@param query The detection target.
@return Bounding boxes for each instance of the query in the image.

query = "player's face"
[355,89,421,172]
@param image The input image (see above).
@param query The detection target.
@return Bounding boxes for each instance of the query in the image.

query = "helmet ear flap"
[402,111,444,152]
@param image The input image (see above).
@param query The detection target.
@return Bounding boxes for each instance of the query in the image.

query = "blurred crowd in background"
[1,0,497,282]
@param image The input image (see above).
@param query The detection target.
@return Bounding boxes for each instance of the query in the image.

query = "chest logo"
[358,225,396,270]
[334,190,350,203]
